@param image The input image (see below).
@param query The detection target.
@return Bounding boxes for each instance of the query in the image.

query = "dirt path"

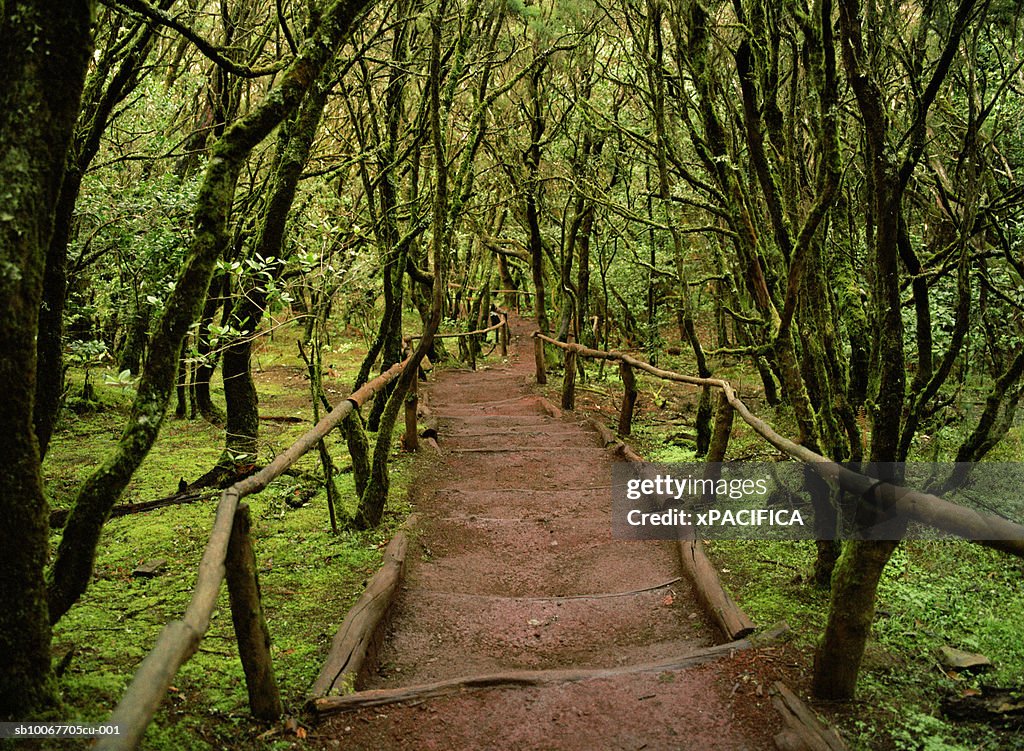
[312,316,785,750]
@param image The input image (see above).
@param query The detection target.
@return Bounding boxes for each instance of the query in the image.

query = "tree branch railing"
[406,313,510,357]
[406,312,509,342]
[96,358,413,750]
[445,283,535,312]
[99,314,516,748]
[532,332,1024,558]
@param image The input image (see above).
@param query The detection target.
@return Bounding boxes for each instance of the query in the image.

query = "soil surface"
[310,316,788,750]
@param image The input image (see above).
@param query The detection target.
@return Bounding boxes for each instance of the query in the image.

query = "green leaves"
[66,338,109,367]
[103,369,139,388]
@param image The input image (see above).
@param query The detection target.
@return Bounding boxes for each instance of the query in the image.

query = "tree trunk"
[34,11,163,459]
[46,0,375,624]
[811,0,977,700]
[223,340,260,464]
[175,342,189,419]
[525,64,550,335]
[355,0,449,527]
[812,539,899,699]
[118,303,151,375]
[193,286,227,426]
[214,57,339,479]
[0,0,93,718]
[646,0,712,452]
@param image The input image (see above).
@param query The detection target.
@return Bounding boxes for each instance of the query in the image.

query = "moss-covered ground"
[42,320,1024,750]
[43,321,415,750]
[539,336,1024,751]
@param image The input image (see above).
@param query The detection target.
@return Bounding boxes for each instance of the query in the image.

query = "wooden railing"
[446,283,535,313]
[407,313,510,357]
[95,315,513,750]
[95,362,408,750]
[533,332,1024,557]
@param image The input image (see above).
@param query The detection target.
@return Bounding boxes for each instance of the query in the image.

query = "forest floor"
[40,314,1023,750]
[308,315,796,750]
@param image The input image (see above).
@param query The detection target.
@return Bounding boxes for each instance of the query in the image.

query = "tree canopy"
[2,0,1024,721]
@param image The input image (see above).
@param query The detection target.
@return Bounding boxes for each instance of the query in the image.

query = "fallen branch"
[50,490,216,528]
[312,623,789,715]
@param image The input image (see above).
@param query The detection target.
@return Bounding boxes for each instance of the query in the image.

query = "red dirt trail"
[311,316,786,750]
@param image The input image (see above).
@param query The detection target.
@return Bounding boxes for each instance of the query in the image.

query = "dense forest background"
[2,0,1023,742]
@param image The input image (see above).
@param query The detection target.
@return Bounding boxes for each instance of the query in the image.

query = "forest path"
[312,315,784,750]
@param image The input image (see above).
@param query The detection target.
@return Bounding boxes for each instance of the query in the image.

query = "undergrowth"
[539,336,1024,751]
[43,321,415,750]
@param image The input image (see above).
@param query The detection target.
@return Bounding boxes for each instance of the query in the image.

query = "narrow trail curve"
[313,316,785,750]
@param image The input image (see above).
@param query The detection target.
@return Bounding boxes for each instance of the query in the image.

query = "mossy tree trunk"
[355,0,501,527]
[525,59,550,336]
[349,0,417,425]
[117,303,152,375]
[811,0,978,701]
[644,0,714,454]
[355,0,452,528]
[812,538,900,699]
[679,0,850,578]
[216,58,336,478]
[0,0,94,718]
[34,10,168,458]
[192,280,229,426]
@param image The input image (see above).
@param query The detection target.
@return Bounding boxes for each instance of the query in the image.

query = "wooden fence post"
[707,390,734,463]
[618,361,637,436]
[534,334,547,384]
[404,373,419,451]
[500,315,508,356]
[225,504,283,721]
[561,338,577,411]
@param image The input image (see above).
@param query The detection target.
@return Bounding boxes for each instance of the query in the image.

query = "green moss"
[573,340,1024,748]
[44,321,414,749]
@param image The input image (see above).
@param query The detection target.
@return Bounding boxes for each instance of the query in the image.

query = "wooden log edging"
[534,332,1024,557]
[585,417,754,641]
[309,519,414,699]
[97,359,412,751]
[772,681,848,751]
[587,417,644,464]
[537,396,563,419]
[311,622,790,716]
[678,529,756,640]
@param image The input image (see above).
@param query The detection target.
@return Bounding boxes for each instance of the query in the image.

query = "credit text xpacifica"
[625,507,805,527]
